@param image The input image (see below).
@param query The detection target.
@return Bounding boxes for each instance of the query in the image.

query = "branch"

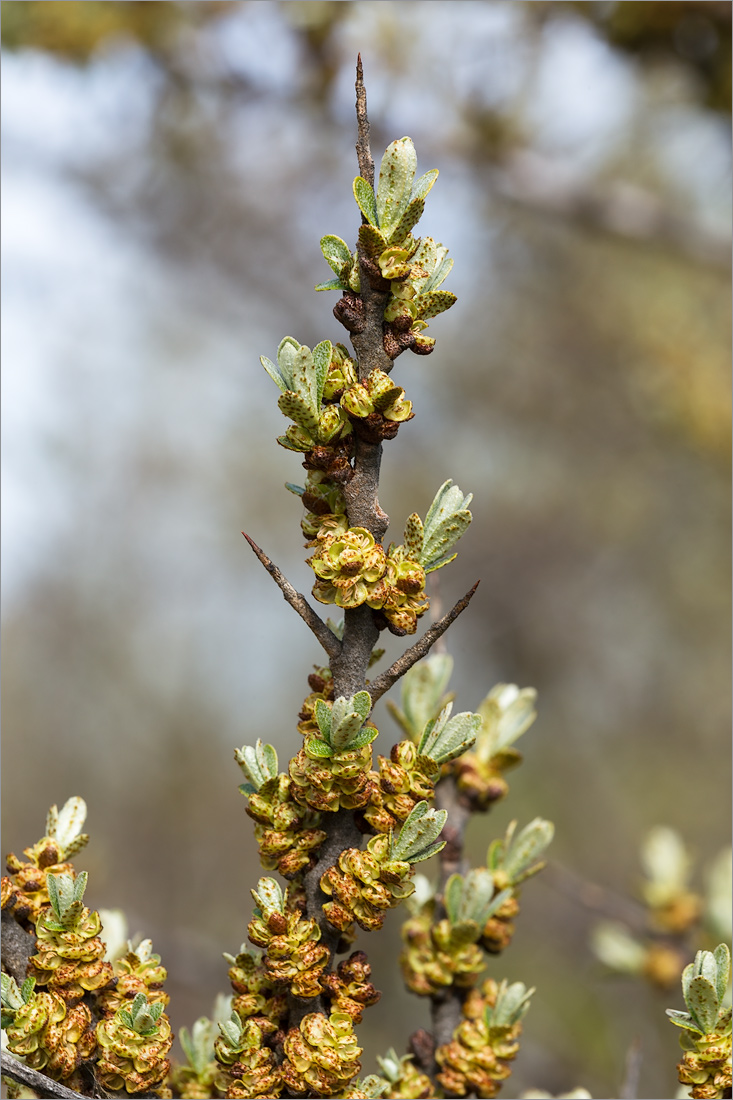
[1,909,36,984]
[1,1053,86,1100]
[241,532,342,659]
[366,581,480,705]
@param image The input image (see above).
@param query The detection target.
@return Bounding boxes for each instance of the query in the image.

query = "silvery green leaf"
[422,251,453,294]
[387,654,454,741]
[487,980,534,1028]
[1,974,23,1013]
[276,336,302,389]
[20,977,36,1005]
[418,706,480,764]
[681,959,695,1004]
[315,277,347,292]
[49,797,88,859]
[119,1007,134,1030]
[641,827,690,906]
[315,699,333,740]
[285,483,305,496]
[444,874,464,925]
[408,837,446,864]
[219,1011,245,1051]
[320,235,353,277]
[590,921,645,974]
[713,943,731,1004]
[251,877,284,916]
[411,168,440,203]
[342,725,379,751]
[306,736,334,758]
[392,802,447,863]
[414,290,457,321]
[350,691,372,722]
[501,818,555,883]
[331,711,367,750]
[179,1016,216,1074]
[312,340,332,409]
[376,1048,403,1082]
[376,137,417,236]
[235,741,278,792]
[260,354,286,392]
[478,684,538,755]
[353,176,378,226]
[350,1075,390,1098]
[419,480,473,573]
[665,1008,702,1033]
[686,975,720,1034]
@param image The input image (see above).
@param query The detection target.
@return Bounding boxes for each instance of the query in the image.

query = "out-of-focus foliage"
[569,1,732,112]
[0,0,234,63]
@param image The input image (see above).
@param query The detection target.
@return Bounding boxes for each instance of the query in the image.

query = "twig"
[366,582,480,705]
[1,1052,86,1100]
[1,910,36,984]
[241,532,342,659]
[355,54,374,188]
[620,1036,643,1100]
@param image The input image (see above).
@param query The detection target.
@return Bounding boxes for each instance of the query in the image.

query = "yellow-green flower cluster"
[321,803,447,934]
[322,950,381,1024]
[224,945,287,1030]
[363,740,438,834]
[2,976,96,1084]
[307,522,428,633]
[247,878,330,999]
[435,979,533,1099]
[237,741,327,877]
[30,872,114,1004]
[95,992,173,1097]
[282,1010,362,1097]
[289,693,379,813]
[3,797,88,925]
[97,937,168,1017]
[375,1048,435,1099]
[214,1013,282,1100]
[451,684,537,811]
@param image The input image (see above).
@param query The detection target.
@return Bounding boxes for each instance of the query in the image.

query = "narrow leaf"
[353,176,378,226]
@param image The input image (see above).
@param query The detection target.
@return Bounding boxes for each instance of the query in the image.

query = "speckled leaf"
[315,698,333,740]
[419,708,480,764]
[343,724,379,750]
[403,513,424,560]
[312,340,332,408]
[686,975,720,1034]
[305,736,333,758]
[278,391,319,436]
[331,711,367,750]
[414,291,457,321]
[392,802,447,863]
[353,176,378,226]
[376,137,417,235]
[276,336,302,389]
[50,797,89,859]
[408,837,446,864]
[320,235,353,276]
[422,251,453,294]
[665,1008,701,1033]
[251,877,285,915]
[315,277,347,292]
[358,223,387,257]
[277,428,312,452]
[714,944,730,1004]
[420,480,473,573]
[389,196,426,245]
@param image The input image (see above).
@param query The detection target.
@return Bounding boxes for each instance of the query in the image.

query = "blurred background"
[1,3,730,1097]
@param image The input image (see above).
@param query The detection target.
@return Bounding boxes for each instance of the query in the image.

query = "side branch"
[242,533,342,660]
[367,581,480,705]
[1,1053,86,1100]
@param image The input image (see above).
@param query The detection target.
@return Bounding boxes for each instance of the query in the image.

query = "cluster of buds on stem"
[318,137,456,359]
[320,801,447,934]
[289,692,379,812]
[435,978,534,1098]
[2,796,88,925]
[236,739,327,877]
[363,703,480,833]
[247,877,330,1000]
[666,943,732,1099]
